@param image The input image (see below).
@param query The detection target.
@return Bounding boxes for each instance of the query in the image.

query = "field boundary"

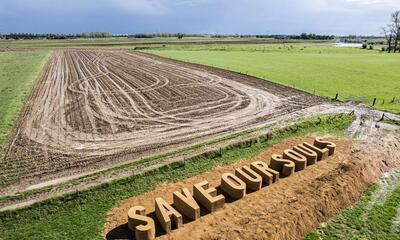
[0,39,335,49]
[145,45,400,114]
[0,113,352,211]
[0,50,51,147]
[136,50,328,102]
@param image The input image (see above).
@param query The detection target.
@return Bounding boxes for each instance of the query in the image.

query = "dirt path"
[0,49,323,194]
[104,127,400,240]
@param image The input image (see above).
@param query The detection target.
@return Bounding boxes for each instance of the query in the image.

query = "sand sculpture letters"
[127,137,336,240]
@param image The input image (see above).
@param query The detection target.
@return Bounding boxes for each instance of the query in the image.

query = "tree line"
[0,32,202,40]
[259,33,335,40]
[128,33,199,38]
[0,32,112,40]
[0,32,337,41]
[382,10,400,53]
[211,33,334,40]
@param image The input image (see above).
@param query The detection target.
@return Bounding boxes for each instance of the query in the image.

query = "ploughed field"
[1,49,323,190]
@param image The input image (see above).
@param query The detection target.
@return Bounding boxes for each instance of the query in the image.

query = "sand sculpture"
[283,149,307,171]
[314,137,336,156]
[193,181,225,212]
[303,142,329,160]
[269,154,296,177]
[127,138,335,239]
[155,197,183,233]
[235,166,263,191]
[250,161,279,184]
[293,144,318,165]
[221,173,247,199]
[127,206,156,240]
[172,188,200,220]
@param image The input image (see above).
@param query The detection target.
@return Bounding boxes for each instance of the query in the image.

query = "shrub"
[362,43,367,49]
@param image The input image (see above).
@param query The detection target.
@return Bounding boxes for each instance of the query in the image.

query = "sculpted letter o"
[221,173,246,199]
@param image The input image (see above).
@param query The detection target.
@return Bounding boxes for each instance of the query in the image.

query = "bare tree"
[391,10,400,52]
[382,10,400,53]
[381,26,393,52]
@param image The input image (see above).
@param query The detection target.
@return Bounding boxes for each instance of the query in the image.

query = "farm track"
[0,49,323,193]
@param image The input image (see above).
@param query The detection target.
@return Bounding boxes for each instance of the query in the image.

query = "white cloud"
[302,0,399,11]
[343,0,399,5]
[108,0,216,15]
[110,0,170,15]
[173,0,214,6]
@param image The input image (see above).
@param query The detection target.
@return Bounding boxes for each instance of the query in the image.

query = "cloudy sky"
[0,0,399,35]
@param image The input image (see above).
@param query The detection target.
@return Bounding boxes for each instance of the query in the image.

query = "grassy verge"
[0,51,50,145]
[145,44,400,114]
[0,114,354,240]
[304,183,400,240]
[381,116,400,126]
[0,111,348,204]
[0,38,331,49]
[0,123,257,193]
[0,120,267,202]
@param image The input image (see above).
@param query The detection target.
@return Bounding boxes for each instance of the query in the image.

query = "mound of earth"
[104,135,400,240]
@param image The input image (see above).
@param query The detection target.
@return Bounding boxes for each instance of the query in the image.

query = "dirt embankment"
[104,134,400,240]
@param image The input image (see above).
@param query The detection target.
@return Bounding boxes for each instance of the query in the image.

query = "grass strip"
[0,51,50,145]
[146,44,400,114]
[382,116,400,126]
[304,183,400,240]
[0,127,257,201]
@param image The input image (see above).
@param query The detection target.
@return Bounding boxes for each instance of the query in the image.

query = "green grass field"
[0,41,398,239]
[304,173,400,239]
[0,51,50,145]
[146,44,400,113]
[0,114,353,240]
[0,37,329,49]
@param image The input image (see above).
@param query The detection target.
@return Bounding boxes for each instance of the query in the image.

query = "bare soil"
[0,49,323,193]
[104,134,400,240]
